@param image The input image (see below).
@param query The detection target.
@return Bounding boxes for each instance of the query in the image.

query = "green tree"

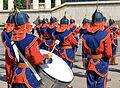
[3,0,26,10]
[14,0,26,9]
[3,0,8,10]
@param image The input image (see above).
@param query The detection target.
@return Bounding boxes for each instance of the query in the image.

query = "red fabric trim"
[87,23,104,33]
[69,23,76,28]
[104,77,107,88]
[87,59,108,77]
[36,24,42,28]
[42,23,49,28]
[56,25,69,32]
[26,22,32,33]
[11,23,32,41]
[11,32,26,41]
[109,24,117,28]
[49,22,58,29]
[82,38,91,54]
[81,24,90,29]
[3,41,16,62]
[5,23,14,33]
[64,49,74,62]
[96,33,112,58]
[25,37,38,58]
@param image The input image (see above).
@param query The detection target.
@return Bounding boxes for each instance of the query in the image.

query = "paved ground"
[0,31,120,88]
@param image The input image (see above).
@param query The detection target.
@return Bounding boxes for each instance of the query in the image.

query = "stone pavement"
[0,32,120,88]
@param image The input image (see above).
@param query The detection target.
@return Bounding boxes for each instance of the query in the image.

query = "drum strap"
[11,41,41,81]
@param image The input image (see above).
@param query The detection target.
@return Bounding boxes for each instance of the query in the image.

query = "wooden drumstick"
[51,40,60,53]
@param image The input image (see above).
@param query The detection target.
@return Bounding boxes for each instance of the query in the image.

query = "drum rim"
[40,68,74,83]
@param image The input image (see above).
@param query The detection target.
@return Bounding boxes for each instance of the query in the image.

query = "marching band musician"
[69,18,80,62]
[53,16,78,68]
[33,16,43,36]
[82,9,112,88]
[1,13,14,43]
[109,18,120,65]
[1,12,15,87]
[48,16,59,55]
[39,18,51,51]
[3,11,52,88]
[80,18,91,69]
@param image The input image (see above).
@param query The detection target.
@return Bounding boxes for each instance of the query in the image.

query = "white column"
[33,0,39,9]
[55,0,61,7]
[0,0,3,10]
[45,0,51,9]
[8,0,14,10]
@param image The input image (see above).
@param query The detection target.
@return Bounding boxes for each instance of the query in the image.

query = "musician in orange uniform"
[82,9,112,88]
[109,19,120,65]
[53,16,78,68]
[80,18,91,69]
[1,12,15,87]
[48,16,59,55]
[39,18,51,51]
[4,11,52,88]
[69,18,79,62]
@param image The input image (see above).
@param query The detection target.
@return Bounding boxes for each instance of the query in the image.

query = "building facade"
[0,0,118,10]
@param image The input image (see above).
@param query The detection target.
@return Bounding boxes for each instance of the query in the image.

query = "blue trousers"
[87,70,107,88]
[12,84,27,88]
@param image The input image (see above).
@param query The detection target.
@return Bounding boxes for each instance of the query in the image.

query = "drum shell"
[38,69,72,88]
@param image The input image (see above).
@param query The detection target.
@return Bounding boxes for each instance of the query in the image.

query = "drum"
[38,49,74,88]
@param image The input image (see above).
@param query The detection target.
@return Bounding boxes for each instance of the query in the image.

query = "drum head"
[39,49,73,82]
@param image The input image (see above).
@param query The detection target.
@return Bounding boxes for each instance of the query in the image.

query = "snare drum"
[38,49,74,88]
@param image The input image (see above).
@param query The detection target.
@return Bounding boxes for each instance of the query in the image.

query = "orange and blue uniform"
[80,18,91,60]
[39,18,51,51]
[69,19,79,56]
[53,16,78,68]
[1,14,15,86]
[82,9,112,88]
[48,17,59,55]
[3,12,52,88]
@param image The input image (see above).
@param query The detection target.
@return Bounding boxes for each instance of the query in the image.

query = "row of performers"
[32,9,120,88]
[1,8,120,88]
[33,11,119,67]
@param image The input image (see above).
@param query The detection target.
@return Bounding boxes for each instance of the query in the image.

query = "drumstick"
[51,40,60,53]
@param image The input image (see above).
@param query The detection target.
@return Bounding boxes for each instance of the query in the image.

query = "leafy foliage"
[3,0,26,10]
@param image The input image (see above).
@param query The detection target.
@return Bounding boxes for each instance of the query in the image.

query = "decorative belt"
[74,35,78,37]
[17,63,29,68]
[88,54,104,59]
[114,38,117,40]
[59,46,72,49]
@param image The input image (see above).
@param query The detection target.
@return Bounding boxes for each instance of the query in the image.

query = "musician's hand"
[47,53,52,58]
[43,58,52,64]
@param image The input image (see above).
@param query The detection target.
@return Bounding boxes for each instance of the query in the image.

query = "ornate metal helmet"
[60,16,69,25]
[6,15,14,24]
[5,13,15,33]
[50,17,57,23]
[109,19,115,25]
[103,16,107,22]
[70,19,75,24]
[14,12,29,26]
[92,9,103,23]
[42,18,48,24]
[82,18,91,24]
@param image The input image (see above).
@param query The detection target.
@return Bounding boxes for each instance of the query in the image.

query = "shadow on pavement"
[73,72,86,78]
[73,65,85,70]
[109,68,120,73]
[0,74,6,82]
